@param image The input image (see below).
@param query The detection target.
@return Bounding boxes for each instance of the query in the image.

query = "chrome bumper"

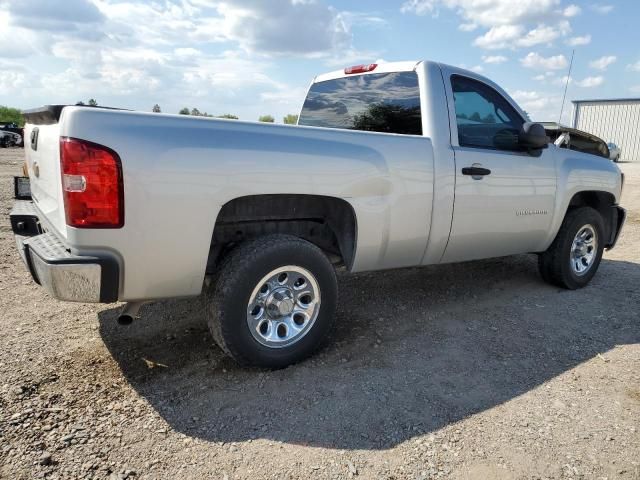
[11,201,119,303]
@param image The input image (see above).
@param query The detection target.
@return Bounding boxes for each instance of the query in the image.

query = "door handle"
[462,166,491,177]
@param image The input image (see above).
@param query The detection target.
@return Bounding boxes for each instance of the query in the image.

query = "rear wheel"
[538,207,605,289]
[205,234,337,368]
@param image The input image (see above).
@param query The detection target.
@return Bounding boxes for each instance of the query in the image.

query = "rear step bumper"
[10,200,119,303]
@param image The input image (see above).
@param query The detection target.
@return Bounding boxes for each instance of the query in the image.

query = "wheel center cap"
[267,289,294,317]
[277,298,294,316]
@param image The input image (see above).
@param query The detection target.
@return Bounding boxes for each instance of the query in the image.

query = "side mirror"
[518,122,549,156]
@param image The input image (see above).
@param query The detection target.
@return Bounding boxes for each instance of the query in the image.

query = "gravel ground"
[0,147,638,480]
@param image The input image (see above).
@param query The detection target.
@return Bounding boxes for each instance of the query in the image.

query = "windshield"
[298,71,422,135]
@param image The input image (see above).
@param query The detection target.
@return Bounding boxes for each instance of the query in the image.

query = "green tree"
[88,98,98,106]
[179,107,190,115]
[76,101,85,106]
[283,114,298,125]
[259,115,275,123]
[469,112,482,122]
[0,106,25,126]
[152,104,161,113]
[217,114,238,119]
[191,107,201,116]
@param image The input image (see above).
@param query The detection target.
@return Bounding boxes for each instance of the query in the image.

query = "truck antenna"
[558,49,575,125]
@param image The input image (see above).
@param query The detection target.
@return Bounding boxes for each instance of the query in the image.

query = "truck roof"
[313,60,426,83]
[312,60,498,86]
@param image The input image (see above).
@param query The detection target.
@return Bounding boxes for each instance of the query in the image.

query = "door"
[441,74,556,263]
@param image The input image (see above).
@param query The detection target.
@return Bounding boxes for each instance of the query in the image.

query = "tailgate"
[23,105,68,238]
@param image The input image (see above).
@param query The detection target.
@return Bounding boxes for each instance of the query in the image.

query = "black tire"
[538,207,605,289]
[205,234,337,368]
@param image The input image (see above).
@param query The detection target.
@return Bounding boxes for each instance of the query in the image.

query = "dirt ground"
[0,146,638,480]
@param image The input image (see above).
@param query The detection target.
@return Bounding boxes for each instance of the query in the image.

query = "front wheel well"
[207,194,357,272]
[566,190,617,245]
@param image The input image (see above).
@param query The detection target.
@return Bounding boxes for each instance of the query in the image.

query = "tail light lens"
[60,137,124,228]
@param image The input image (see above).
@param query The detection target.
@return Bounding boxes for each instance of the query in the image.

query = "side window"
[451,75,524,150]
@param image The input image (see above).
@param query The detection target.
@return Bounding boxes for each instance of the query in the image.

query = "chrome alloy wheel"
[570,224,597,276]
[247,266,321,348]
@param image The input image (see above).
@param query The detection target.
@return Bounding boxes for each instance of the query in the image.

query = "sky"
[1,0,639,124]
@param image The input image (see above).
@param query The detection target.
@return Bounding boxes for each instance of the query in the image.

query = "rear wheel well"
[207,195,357,272]
[567,191,616,243]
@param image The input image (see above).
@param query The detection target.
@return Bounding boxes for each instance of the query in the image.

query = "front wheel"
[538,207,605,289]
[205,234,337,368]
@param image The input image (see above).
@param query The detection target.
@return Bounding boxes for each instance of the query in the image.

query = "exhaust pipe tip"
[117,314,134,326]
[117,301,147,326]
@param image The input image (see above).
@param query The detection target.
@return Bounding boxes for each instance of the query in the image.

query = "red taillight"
[60,137,124,228]
[344,63,378,75]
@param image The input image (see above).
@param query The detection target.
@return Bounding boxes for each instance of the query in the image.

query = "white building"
[572,98,640,162]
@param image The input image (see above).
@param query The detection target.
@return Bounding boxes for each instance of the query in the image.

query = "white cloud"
[590,4,614,14]
[627,61,640,72]
[554,75,572,86]
[567,35,591,46]
[520,52,568,70]
[400,0,437,16]
[193,1,352,56]
[430,0,562,28]
[575,76,604,88]
[459,23,477,32]
[470,65,484,73]
[482,55,508,64]
[533,72,555,81]
[516,23,569,47]
[473,25,524,49]
[563,5,581,17]
[9,0,105,40]
[0,69,28,91]
[557,75,604,88]
[512,90,540,102]
[589,55,617,71]
[508,89,566,122]
[402,1,576,50]
[630,85,640,94]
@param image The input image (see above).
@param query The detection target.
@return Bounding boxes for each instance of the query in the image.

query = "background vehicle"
[607,142,621,162]
[0,123,24,147]
[11,61,625,368]
[0,129,22,147]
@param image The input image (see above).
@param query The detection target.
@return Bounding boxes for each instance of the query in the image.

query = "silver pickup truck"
[11,60,626,368]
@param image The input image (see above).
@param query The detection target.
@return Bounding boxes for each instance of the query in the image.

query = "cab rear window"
[298,72,422,135]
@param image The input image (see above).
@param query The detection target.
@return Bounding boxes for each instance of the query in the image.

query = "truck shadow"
[97,254,640,450]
